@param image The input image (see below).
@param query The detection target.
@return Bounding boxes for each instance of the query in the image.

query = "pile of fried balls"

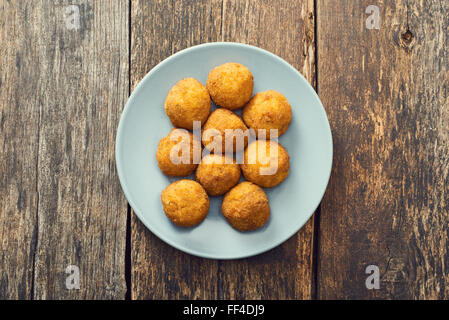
[157,62,292,231]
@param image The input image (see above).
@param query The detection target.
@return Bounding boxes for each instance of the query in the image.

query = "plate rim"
[115,42,333,260]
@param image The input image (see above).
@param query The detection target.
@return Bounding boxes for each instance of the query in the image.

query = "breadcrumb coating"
[241,140,290,188]
[243,90,292,139]
[221,182,270,231]
[207,63,253,110]
[161,180,210,227]
[165,78,211,130]
[156,129,199,176]
[196,154,241,196]
[202,108,249,153]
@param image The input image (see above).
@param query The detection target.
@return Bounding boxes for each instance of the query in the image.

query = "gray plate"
[116,42,332,259]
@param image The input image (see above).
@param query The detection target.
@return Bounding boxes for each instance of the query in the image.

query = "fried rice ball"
[221,182,270,231]
[202,108,250,153]
[242,90,292,139]
[241,140,290,188]
[161,180,210,227]
[195,154,241,196]
[206,63,253,110]
[156,129,200,177]
[164,78,211,130]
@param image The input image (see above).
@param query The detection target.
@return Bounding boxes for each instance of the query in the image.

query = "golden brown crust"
[202,108,249,153]
[161,180,210,227]
[240,140,290,188]
[206,63,253,110]
[156,129,199,177]
[164,78,211,130]
[242,90,292,138]
[221,182,270,231]
[195,154,241,196]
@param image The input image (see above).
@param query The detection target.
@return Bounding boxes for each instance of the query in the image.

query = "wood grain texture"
[218,0,317,299]
[130,0,317,300]
[317,0,449,299]
[29,1,129,299]
[0,1,39,299]
[130,0,222,300]
[3,0,445,300]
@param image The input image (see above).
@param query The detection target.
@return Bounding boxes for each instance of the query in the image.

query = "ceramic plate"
[116,42,332,259]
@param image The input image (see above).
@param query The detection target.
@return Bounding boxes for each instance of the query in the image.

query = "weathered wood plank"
[130,0,317,300]
[317,0,449,299]
[0,1,39,299]
[217,0,316,300]
[31,1,129,299]
[130,0,222,299]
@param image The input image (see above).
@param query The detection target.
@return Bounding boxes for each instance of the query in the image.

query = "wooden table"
[0,0,447,300]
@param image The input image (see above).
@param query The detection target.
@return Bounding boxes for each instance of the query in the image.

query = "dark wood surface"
[0,1,129,299]
[130,0,222,300]
[129,0,316,300]
[317,0,448,299]
[217,0,317,300]
[0,0,447,299]
[0,0,39,299]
